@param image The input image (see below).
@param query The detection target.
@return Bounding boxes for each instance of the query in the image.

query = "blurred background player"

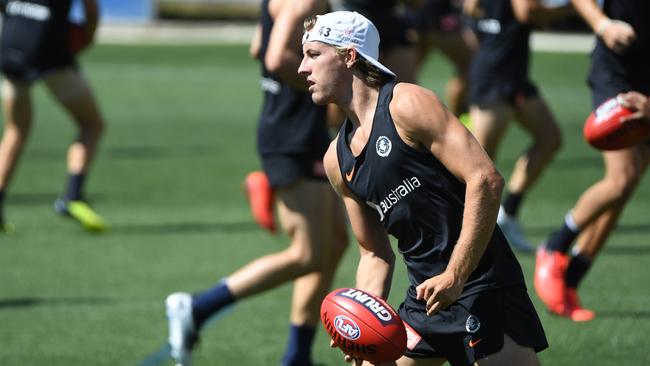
[165,1,349,365]
[340,0,419,83]
[535,0,650,322]
[0,0,107,233]
[405,0,478,123]
[299,11,547,365]
[464,0,574,252]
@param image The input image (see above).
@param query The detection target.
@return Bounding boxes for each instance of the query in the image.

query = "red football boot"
[561,288,595,322]
[244,171,276,234]
[534,245,568,314]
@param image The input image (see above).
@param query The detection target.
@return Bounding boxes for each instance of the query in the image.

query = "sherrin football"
[583,97,650,150]
[320,288,407,364]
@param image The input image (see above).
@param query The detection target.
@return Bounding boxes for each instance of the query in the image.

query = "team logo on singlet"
[365,176,422,222]
[465,315,481,333]
[376,136,392,157]
[6,1,51,21]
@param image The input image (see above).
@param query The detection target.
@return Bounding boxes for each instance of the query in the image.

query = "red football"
[584,97,650,150]
[320,288,407,364]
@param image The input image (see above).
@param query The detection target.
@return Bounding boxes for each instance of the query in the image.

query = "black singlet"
[256,0,330,156]
[336,82,525,301]
[0,0,74,80]
[588,0,650,107]
[469,0,530,83]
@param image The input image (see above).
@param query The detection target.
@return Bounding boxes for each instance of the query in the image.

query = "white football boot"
[166,292,197,366]
[497,206,534,253]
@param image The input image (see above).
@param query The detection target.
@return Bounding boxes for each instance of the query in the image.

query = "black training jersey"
[256,0,330,156]
[470,0,531,82]
[336,82,525,303]
[0,0,74,78]
[589,0,650,94]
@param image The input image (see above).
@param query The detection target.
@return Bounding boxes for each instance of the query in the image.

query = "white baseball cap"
[302,11,396,78]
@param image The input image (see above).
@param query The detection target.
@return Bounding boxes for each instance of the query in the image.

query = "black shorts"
[469,76,539,108]
[588,60,650,109]
[261,152,327,189]
[399,286,548,366]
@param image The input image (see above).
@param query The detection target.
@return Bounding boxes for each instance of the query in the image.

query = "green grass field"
[0,43,648,365]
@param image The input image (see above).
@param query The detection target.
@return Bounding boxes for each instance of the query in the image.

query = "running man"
[165,1,348,365]
[464,0,574,252]
[299,11,547,365]
[0,0,107,233]
[535,0,650,322]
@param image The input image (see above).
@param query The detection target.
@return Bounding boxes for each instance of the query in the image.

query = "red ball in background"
[584,97,650,150]
[320,288,407,364]
[68,22,92,54]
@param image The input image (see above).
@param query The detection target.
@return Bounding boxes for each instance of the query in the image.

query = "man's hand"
[598,18,636,54]
[330,339,364,365]
[416,271,465,316]
[618,91,650,123]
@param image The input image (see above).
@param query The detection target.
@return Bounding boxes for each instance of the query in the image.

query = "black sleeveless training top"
[336,82,525,301]
[470,0,531,82]
[256,0,330,156]
[589,0,650,103]
[0,0,74,79]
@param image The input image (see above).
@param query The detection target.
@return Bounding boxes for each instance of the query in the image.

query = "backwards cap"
[302,11,396,78]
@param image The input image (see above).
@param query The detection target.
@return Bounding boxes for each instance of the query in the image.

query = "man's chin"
[311,95,329,106]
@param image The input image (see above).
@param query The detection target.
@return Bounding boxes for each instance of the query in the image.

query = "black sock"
[502,192,523,217]
[65,173,86,201]
[191,279,235,329]
[281,324,316,366]
[546,212,581,253]
[566,253,592,288]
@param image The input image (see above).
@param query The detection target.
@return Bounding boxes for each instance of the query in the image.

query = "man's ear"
[344,48,358,69]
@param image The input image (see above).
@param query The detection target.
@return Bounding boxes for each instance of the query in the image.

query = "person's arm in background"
[570,0,635,53]
[81,0,99,40]
[264,0,328,90]
[250,23,262,60]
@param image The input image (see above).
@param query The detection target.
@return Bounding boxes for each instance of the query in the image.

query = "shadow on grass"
[25,144,219,162]
[0,297,113,310]
[527,223,650,237]
[592,310,650,319]
[114,221,259,235]
[8,192,110,206]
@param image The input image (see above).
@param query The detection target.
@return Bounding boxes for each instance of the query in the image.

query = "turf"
[0,44,648,366]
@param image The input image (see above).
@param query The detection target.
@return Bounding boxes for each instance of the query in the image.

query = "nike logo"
[345,165,355,182]
[469,338,482,348]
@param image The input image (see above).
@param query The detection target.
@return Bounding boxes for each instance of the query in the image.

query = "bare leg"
[226,180,347,307]
[429,28,477,116]
[573,144,650,259]
[0,78,33,191]
[470,102,514,159]
[571,147,647,229]
[288,188,348,326]
[381,44,419,84]
[43,68,104,176]
[475,335,540,366]
[509,96,562,195]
